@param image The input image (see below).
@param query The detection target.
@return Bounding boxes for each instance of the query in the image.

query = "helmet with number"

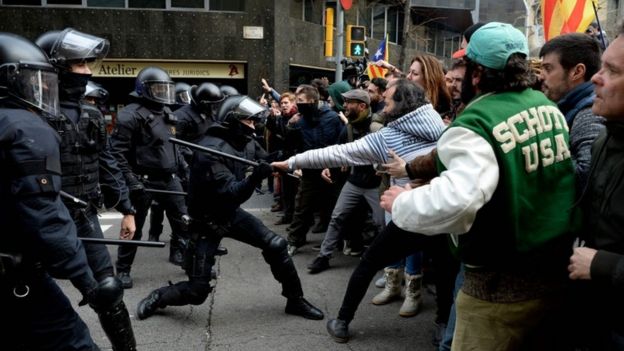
[0,32,59,116]
[175,82,192,105]
[134,66,175,105]
[35,28,109,71]
[191,82,224,112]
[217,95,266,138]
[219,85,239,97]
[84,80,109,105]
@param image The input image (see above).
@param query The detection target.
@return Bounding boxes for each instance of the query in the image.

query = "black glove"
[125,173,144,192]
[250,161,273,182]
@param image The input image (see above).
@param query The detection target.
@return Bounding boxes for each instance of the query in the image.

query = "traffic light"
[346,25,366,57]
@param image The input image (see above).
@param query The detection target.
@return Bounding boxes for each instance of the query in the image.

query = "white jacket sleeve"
[391,126,499,235]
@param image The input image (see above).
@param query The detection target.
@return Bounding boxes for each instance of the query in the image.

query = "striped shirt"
[288,104,445,186]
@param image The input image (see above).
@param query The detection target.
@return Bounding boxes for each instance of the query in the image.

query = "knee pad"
[266,234,287,252]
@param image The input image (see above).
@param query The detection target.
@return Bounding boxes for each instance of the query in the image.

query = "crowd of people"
[1,17,623,351]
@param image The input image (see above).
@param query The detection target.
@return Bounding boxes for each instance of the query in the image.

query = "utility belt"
[189,218,230,240]
[137,172,176,183]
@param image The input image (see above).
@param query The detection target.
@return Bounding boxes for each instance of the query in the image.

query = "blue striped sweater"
[289,104,445,186]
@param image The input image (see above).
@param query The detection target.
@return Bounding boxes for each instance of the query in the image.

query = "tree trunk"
[398,0,411,70]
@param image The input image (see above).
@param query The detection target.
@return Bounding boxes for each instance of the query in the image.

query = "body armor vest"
[46,102,106,203]
[131,105,179,175]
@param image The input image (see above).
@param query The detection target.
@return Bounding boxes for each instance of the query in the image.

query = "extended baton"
[169,137,299,178]
[80,237,166,248]
[60,190,88,208]
[144,188,188,196]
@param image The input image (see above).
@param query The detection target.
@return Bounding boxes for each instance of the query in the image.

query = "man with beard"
[384,22,577,350]
[306,89,384,274]
[35,28,137,350]
[539,33,605,190]
[444,60,466,123]
[136,96,324,321]
[272,79,445,342]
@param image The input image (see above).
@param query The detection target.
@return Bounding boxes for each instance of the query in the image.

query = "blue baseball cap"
[466,22,529,70]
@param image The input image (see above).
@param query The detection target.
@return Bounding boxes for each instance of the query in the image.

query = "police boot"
[285,297,324,320]
[371,267,403,305]
[169,239,185,266]
[137,288,165,320]
[399,273,423,317]
[89,277,137,351]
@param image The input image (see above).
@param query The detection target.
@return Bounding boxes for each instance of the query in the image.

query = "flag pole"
[591,0,606,49]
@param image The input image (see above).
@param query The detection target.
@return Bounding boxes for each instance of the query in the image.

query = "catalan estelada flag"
[542,0,596,41]
[367,36,388,79]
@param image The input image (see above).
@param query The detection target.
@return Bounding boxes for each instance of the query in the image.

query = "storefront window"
[88,0,124,7]
[128,0,166,9]
[210,0,243,11]
[172,0,204,8]
[3,0,40,5]
[47,0,82,4]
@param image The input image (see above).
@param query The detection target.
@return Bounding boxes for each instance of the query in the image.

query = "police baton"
[169,137,299,178]
[144,188,188,196]
[80,237,166,248]
[60,190,89,208]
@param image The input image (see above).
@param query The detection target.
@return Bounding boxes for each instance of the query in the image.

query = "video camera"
[341,57,368,79]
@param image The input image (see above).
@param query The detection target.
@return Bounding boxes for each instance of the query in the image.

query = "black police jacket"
[187,125,268,223]
[175,104,214,144]
[0,105,96,295]
[45,100,133,213]
[109,102,182,186]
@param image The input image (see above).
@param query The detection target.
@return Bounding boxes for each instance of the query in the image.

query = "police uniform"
[136,96,323,321]
[0,104,99,350]
[110,101,189,272]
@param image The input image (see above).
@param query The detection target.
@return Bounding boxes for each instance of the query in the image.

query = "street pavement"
[60,191,440,350]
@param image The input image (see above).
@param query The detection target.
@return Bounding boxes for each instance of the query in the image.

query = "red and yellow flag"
[367,36,388,79]
[542,0,597,41]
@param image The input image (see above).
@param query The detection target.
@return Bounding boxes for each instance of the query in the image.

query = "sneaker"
[117,272,133,289]
[307,256,330,274]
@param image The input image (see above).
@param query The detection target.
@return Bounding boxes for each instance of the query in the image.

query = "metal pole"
[144,188,188,196]
[591,1,607,49]
[335,2,344,82]
[80,237,166,248]
[60,190,88,208]
[170,137,259,167]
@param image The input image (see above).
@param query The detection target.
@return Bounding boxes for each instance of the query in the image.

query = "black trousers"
[116,176,188,273]
[71,205,115,282]
[156,208,305,307]
[2,273,98,351]
[337,221,450,323]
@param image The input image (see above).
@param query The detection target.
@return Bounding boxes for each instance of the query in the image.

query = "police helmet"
[219,85,239,97]
[191,82,224,109]
[217,95,266,126]
[84,80,109,104]
[0,32,59,116]
[175,82,192,105]
[134,66,175,105]
[35,28,109,71]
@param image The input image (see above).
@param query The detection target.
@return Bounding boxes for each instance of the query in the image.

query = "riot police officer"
[136,95,324,321]
[84,80,109,107]
[175,82,225,144]
[174,81,192,109]
[35,28,137,350]
[0,32,128,351]
[109,66,190,285]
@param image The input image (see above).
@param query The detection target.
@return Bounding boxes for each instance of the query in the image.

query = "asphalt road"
[60,191,439,350]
